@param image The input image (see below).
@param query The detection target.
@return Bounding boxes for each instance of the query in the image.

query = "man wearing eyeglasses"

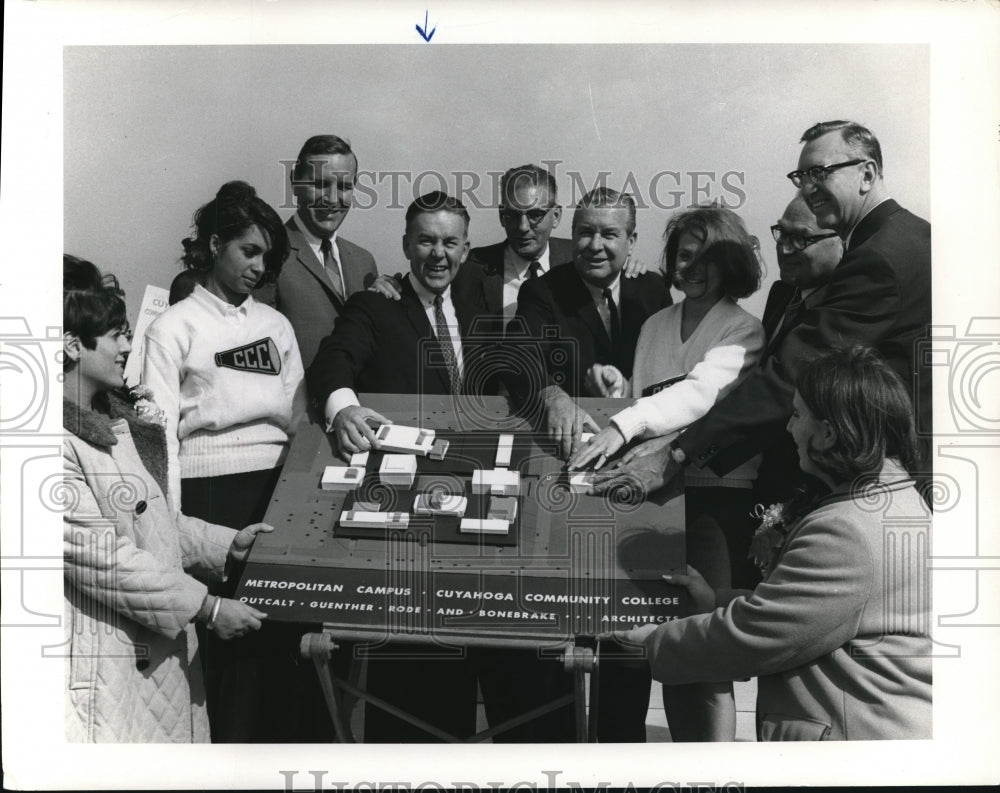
[784,120,931,442]
[749,196,843,507]
[451,163,572,329]
[591,120,931,509]
[513,187,670,459]
[450,164,650,332]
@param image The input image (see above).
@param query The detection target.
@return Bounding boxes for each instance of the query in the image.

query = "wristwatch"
[668,439,688,465]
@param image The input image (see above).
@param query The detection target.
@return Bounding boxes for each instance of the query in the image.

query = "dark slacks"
[362,642,478,742]
[474,647,576,742]
[183,467,340,743]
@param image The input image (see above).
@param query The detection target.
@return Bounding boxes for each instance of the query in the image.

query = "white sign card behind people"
[123,284,170,387]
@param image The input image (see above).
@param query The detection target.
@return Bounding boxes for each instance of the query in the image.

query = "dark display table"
[235,393,687,741]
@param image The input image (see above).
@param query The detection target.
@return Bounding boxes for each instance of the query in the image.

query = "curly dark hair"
[181,181,289,287]
[795,345,922,483]
[662,206,762,300]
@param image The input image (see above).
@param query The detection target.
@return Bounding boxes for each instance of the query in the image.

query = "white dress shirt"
[324,274,464,426]
[293,213,345,298]
[502,243,552,323]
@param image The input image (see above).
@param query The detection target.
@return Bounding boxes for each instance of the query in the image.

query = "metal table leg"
[301,632,354,742]
[563,645,598,742]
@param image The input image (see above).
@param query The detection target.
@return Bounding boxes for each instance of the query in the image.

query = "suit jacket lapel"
[484,268,504,315]
[619,277,650,336]
[767,282,830,354]
[568,269,612,354]
[762,281,796,345]
[286,218,344,309]
[401,278,452,394]
[480,243,505,315]
[338,239,366,299]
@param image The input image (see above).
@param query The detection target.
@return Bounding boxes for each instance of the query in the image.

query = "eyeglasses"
[785,159,866,188]
[500,205,556,227]
[771,225,839,252]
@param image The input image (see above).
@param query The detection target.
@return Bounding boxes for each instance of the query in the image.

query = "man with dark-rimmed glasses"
[591,120,932,514]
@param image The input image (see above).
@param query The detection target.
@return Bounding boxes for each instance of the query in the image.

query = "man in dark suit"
[306,192,487,741]
[596,120,932,507]
[308,191,491,451]
[505,188,668,741]
[746,195,843,508]
[260,134,378,368]
[513,187,671,460]
[451,163,574,332]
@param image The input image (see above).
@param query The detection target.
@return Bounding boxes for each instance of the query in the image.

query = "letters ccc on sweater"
[613,297,765,488]
[142,284,305,508]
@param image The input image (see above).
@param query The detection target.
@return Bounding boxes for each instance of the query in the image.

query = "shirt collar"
[582,272,622,304]
[503,242,551,279]
[293,212,338,252]
[406,272,453,308]
[192,282,252,316]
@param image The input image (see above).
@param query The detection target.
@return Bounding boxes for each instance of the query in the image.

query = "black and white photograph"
[1,0,998,789]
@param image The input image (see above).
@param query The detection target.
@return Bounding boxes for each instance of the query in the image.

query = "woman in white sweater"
[144,181,304,521]
[569,206,764,741]
[142,181,308,742]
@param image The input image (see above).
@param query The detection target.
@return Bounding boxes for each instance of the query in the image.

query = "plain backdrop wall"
[64,44,929,323]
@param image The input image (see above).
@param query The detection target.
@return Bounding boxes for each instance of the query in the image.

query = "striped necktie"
[433,295,462,395]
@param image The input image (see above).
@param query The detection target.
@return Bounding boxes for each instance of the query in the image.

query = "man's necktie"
[527,260,542,279]
[320,237,346,304]
[784,288,804,323]
[603,288,622,365]
[433,295,462,395]
[769,288,804,351]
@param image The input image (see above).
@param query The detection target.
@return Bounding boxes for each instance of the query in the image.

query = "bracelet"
[205,596,223,631]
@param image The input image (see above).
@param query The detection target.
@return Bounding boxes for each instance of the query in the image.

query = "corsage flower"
[128,384,166,427]
[749,502,790,577]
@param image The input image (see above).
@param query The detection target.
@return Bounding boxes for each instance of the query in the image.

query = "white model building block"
[459,518,510,535]
[379,454,418,487]
[375,424,435,455]
[495,433,514,467]
[414,492,468,517]
[487,496,518,522]
[471,468,521,496]
[340,510,410,529]
[429,438,450,461]
[352,500,382,512]
[350,451,370,467]
[568,471,595,493]
[321,466,364,491]
[580,432,595,445]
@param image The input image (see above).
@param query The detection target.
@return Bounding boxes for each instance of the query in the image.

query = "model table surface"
[236,394,687,646]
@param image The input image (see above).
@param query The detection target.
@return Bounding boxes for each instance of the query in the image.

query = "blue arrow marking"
[415,9,436,42]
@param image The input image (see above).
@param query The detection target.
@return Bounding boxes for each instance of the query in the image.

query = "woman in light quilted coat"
[62,257,271,742]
